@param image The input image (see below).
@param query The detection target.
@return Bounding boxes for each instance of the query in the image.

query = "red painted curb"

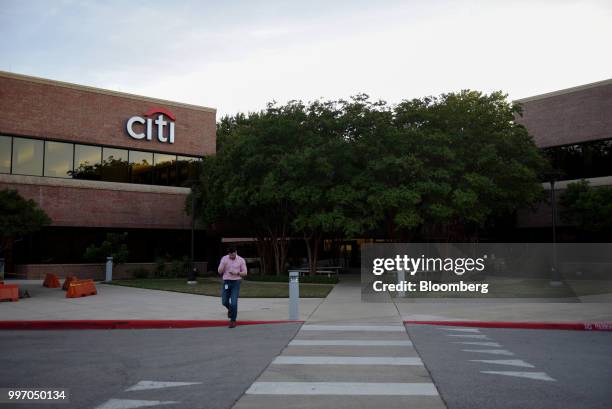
[0,320,304,330]
[404,320,612,331]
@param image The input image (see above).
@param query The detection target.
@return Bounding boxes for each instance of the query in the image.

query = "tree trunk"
[255,235,274,275]
[305,232,321,276]
[304,234,312,274]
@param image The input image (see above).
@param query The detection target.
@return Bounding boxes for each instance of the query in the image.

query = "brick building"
[0,71,217,278]
[515,78,612,236]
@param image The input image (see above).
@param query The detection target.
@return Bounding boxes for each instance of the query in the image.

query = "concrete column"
[289,270,300,320]
[105,257,113,282]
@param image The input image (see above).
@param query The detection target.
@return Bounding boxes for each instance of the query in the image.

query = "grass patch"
[106,277,333,298]
[245,274,339,284]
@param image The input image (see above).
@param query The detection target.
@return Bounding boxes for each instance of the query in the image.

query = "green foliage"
[195,90,547,273]
[153,255,190,278]
[387,90,547,237]
[83,232,129,264]
[129,267,150,279]
[154,256,167,277]
[560,180,612,232]
[244,274,339,284]
[168,256,190,277]
[0,188,51,253]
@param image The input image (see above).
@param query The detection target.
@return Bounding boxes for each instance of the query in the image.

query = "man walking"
[217,247,247,328]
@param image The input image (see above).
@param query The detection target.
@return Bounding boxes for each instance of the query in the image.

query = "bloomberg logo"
[126,107,175,144]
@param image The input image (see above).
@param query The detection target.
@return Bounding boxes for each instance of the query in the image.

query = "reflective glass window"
[102,147,129,183]
[177,155,202,186]
[73,144,102,180]
[0,135,11,174]
[544,138,612,180]
[44,141,73,178]
[129,150,153,184]
[12,137,44,176]
[154,153,177,186]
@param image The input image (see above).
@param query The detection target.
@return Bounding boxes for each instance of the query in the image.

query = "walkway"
[232,276,446,409]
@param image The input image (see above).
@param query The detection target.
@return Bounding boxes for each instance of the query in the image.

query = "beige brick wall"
[0,72,216,156]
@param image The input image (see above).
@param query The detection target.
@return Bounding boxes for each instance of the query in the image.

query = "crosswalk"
[232,323,446,409]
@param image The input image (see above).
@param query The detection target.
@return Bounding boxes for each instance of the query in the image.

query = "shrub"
[154,257,167,278]
[130,268,149,279]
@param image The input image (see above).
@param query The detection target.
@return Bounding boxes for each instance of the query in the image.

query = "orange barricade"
[43,273,61,288]
[0,283,19,302]
[62,275,78,291]
[66,279,97,298]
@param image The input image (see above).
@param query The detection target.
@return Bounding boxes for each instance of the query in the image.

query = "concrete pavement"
[407,324,612,409]
[395,301,612,323]
[2,275,611,324]
[0,279,323,321]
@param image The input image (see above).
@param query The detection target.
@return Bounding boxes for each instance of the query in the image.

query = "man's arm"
[239,257,248,277]
[217,256,227,275]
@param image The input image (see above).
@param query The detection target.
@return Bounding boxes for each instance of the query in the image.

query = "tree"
[83,232,129,265]
[386,90,547,239]
[285,98,362,274]
[195,90,548,275]
[0,189,51,261]
[560,180,612,232]
[196,102,308,275]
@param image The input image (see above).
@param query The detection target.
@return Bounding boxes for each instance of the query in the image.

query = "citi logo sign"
[126,107,175,144]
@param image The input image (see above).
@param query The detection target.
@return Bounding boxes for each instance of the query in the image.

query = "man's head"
[227,246,237,260]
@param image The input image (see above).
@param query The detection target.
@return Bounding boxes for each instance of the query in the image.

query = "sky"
[1,0,610,118]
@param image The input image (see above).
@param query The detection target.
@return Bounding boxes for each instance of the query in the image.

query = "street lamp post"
[187,184,198,285]
[549,178,562,286]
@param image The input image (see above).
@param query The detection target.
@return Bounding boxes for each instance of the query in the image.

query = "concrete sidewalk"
[2,275,611,323]
[0,279,323,321]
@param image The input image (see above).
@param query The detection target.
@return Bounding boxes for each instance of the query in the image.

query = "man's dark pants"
[221,279,241,321]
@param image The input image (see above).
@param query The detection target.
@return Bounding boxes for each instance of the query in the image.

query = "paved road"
[407,324,612,409]
[0,324,300,409]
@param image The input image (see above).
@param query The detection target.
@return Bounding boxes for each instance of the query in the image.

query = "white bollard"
[289,270,300,320]
[105,256,113,282]
[397,269,406,297]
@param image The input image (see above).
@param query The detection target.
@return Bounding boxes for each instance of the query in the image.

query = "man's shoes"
[229,321,236,328]
[227,307,232,318]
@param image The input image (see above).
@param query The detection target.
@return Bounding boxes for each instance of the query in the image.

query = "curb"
[0,320,304,330]
[404,320,612,331]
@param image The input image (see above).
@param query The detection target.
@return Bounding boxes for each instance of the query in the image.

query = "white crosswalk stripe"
[301,325,406,332]
[470,359,535,368]
[453,341,501,347]
[481,371,556,381]
[290,339,413,346]
[273,356,423,365]
[125,381,202,392]
[94,399,179,409]
[247,381,439,395]
[234,322,445,408]
[462,349,514,356]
